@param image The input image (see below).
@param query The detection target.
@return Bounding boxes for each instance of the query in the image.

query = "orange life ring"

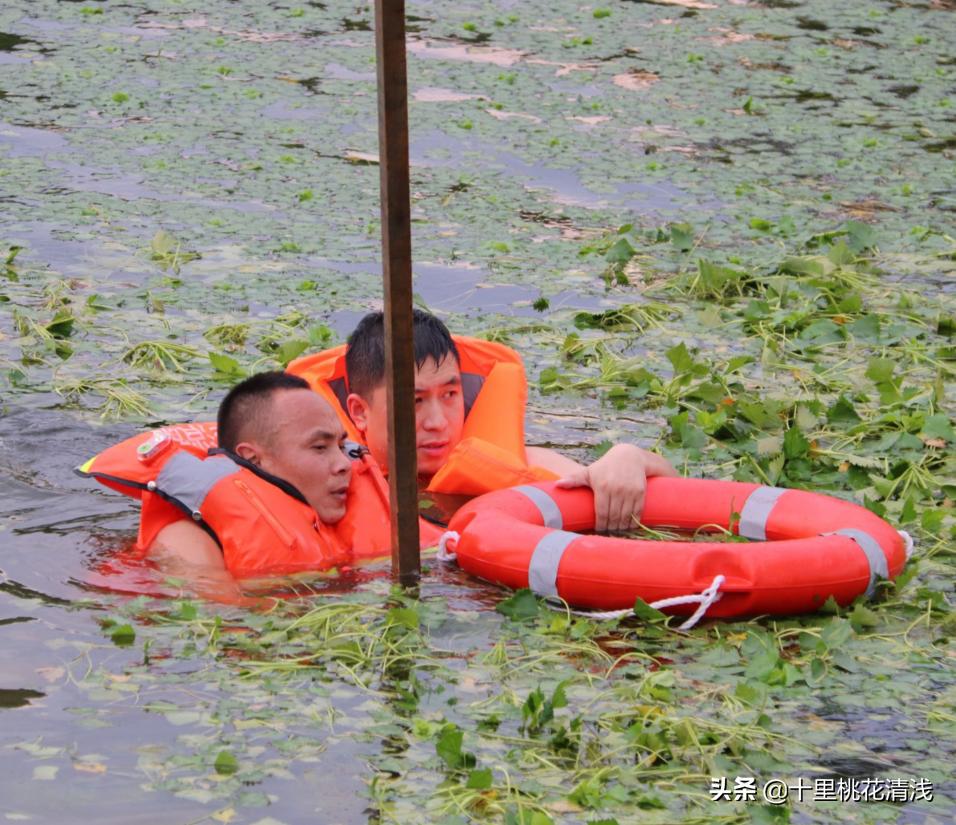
[445,477,909,619]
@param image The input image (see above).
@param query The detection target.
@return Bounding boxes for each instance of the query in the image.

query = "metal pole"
[373,0,420,584]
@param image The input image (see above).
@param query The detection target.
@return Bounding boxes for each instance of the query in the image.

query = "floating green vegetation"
[0,0,953,822]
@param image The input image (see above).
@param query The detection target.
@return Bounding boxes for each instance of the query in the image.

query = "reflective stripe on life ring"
[738,486,787,540]
[513,484,564,530]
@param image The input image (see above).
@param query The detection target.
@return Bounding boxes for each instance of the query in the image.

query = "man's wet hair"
[345,309,460,398]
[217,371,310,451]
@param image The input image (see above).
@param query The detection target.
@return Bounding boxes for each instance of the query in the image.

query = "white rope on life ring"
[436,530,460,562]
[898,530,915,561]
[557,574,726,631]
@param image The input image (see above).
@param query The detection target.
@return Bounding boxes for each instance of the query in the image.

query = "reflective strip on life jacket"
[155,452,240,518]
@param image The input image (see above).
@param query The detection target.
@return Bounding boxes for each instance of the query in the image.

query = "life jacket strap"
[207,448,310,505]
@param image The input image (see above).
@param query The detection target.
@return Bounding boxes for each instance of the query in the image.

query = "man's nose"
[333,447,352,476]
[419,398,447,431]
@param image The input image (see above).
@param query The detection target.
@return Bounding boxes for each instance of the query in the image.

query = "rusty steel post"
[373,0,420,584]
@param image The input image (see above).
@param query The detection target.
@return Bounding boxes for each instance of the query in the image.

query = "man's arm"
[149,521,252,605]
[527,443,678,533]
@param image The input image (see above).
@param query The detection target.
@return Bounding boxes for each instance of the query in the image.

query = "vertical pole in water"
[373,0,420,584]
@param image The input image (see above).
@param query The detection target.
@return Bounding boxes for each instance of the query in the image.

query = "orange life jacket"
[287,337,557,497]
[77,423,443,578]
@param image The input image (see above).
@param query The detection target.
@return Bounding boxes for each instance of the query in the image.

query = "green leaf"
[922,414,955,442]
[669,222,694,253]
[308,323,334,347]
[848,603,879,632]
[273,339,309,366]
[385,606,420,630]
[214,750,238,775]
[46,311,75,339]
[552,680,569,710]
[921,508,944,533]
[783,427,809,460]
[735,680,768,706]
[846,220,878,253]
[744,649,780,681]
[827,240,854,265]
[669,412,708,449]
[632,599,667,622]
[208,351,246,378]
[150,230,177,256]
[798,318,845,346]
[592,439,613,459]
[505,809,554,825]
[170,601,198,621]
[820,597,843,619]
[696,259,746,297]
[865,357,895,384]
[436,724,464,769]
[827,395,861,423]
[466,768,493,789]
[819,617,853,650]
[109,624,135,646]
[605,237,635,264]
[780,256,828,276]
[666,342,695,375]
[848,314,881,342]
[496,589,540,621]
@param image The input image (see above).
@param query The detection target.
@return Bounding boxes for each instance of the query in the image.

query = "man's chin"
[317,504,348,525]
[416,453,448,477]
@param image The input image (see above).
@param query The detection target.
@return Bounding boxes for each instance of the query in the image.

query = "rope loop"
[549,574,726,630]
[898,530,915,561]
[436,530,460,562]
[647,574,726,631]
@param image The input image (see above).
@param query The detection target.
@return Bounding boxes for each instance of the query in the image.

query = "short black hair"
[217,371,310,451]
[345,309,460,398]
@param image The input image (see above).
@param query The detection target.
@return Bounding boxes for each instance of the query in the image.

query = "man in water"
[149,372,352,599]
[342,310,677,532]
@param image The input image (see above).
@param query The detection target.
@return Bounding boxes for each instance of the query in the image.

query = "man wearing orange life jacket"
[80,372,444,602]
[289,310,677,532]
[143,372,354,597]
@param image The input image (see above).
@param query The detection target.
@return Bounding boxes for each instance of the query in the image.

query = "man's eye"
[443,390,459,400]
[312,444,326,452]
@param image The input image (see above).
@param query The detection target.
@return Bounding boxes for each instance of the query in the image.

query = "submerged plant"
[122,340,201,372]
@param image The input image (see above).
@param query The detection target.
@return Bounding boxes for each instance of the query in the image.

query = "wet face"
[237,389,352,523]
[347,355,465,479]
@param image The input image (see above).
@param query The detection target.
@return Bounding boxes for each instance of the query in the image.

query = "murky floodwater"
[1,0,954,822]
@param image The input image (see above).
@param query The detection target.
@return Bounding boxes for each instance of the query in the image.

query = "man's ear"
[346,393,369,433]
[234,441,262,466]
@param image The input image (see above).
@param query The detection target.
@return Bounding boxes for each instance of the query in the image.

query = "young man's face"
[237,389,353,523]
[347,355,466,478]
